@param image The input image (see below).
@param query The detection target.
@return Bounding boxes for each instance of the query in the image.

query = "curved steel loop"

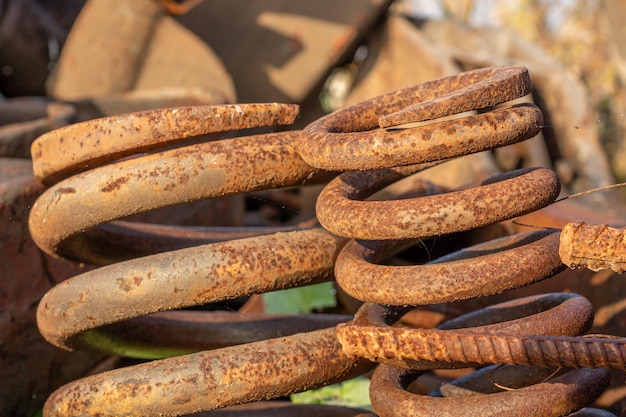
[335,230,563,306]
[42,328,371,417]
[28,130,321,264]
[370,365,609,417]
[300,104,541,172]
[378,65,531,127]
[36,228,346,354]
[298,66,539,171]
[31,102,300,185]
[317,167,560,240]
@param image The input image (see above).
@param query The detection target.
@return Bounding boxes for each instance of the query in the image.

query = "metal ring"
[37,228,346,354]
[370,365,609,417]
[42,327,371,417]
[335,230,563,306]
[316,167,560,240]
[31,102,299,185]
[28,130,320,264]
[298,66,539,171]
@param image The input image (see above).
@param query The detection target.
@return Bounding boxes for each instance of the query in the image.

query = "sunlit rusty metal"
[297,66,540,171]
[31,102,299,185]
[300,65,624,415]
[335,230,563,306]
[316,167,559,240]
[358,294,610,417]
[43,328,369,417]
[560,221,626,273]
[37,228,347,354]
[29,129,324,265]
[28,66,626,416]
[30,101,372,416]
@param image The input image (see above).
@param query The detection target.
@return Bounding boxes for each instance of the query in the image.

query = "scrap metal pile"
[28,65,626,416]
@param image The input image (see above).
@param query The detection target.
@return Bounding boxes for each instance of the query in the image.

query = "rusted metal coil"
[29,124,327,265]
[29,103,373,417]
[298,65,540,171]
[37,228,347,354]
[31,102,300,186]
[298,65,621,415]
[30,66,624,416]
[343,294,610,416]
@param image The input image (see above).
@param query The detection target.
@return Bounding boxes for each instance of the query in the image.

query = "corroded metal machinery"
[29,66,626,416]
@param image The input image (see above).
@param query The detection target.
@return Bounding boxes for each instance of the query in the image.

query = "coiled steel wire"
[29,66,625,416]
[29,103,371,416]
[298,65,623,416]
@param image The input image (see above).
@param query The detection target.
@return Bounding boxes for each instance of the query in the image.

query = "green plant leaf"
[262,282,337,314]
[290,376,372,409]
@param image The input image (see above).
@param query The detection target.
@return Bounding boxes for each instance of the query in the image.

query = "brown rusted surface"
[370,365,609,417]
[298,66,539,171]
[336,272,587,369]
[377,65,531,127]
[31,103,300,185]
[28,63,626,416]
[300,103,542,172]
[36,228,346,353]
[0,158,106,417]
[560,221,626,273]
[43,328,371,417]
[340,293,609,416]
[335,230,563,306]
[317,167,560,240]
[29,130,321,264]
[339,325,626,370]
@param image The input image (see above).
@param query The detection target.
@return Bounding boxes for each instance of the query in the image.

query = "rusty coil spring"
[297,65,621,416]
[29,66,624,417]
[29,103,374,417]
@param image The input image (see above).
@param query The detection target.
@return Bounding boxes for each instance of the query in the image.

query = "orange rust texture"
[31,103,299,185]
[43,329,369,417]
[317,168,559,240]
[28,130,318,264]
[560,221,626,273]
[297,66,539,171]
[37,229,346,352]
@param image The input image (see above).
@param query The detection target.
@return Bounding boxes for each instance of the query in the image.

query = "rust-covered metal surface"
[316,167,559,240]
[344,294,611,417]
[37,228,347,353]
[298,66,541,171]
[31,102,300,185]
[22,64,626,417]
[42,328,370,417]
[29,126,322,264]
[560,221,626,273]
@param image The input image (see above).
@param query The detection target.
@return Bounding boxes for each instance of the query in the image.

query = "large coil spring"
[29,66,625,416]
